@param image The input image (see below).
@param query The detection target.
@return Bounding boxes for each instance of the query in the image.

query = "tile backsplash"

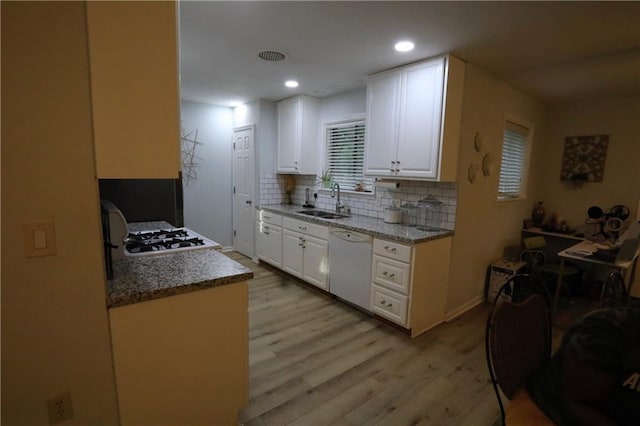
[259,173,457,230]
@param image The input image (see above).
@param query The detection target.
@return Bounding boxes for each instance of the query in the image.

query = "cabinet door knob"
[246,200,253,205]
[390,169,395,173]
[391,161,396,164]
[395,169,400,172]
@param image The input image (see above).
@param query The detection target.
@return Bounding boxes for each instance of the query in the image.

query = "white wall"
[445,64,548,316]
[181,101,234,246]
[539,97,640,228]
[318,88,367,123]
[2,3,119,423]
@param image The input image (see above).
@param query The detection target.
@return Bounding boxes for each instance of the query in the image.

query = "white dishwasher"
[329,228,373,310]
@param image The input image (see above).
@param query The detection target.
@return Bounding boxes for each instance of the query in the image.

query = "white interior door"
[232,125,255,257]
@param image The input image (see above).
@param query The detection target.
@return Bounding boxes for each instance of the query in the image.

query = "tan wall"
[445,64,547,314]
[1,2,119,424]
[538,97,640,228]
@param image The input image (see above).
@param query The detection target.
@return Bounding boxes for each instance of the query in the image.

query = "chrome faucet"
[331,183,345,214]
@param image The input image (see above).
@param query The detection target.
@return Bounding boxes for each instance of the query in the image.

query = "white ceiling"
[179,1,640,107]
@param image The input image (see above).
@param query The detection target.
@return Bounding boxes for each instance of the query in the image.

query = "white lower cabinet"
[282,229,305,277]
[255,210,283,267]
[371,284,408,326]
[282,217,329,290]
[370,239,411,327]
[370,236,452,336]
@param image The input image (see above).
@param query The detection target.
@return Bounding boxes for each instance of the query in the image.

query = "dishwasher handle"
[329,228,372,243]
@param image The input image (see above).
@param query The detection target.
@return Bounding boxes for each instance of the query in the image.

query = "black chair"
[485,274,553,425]
[600,271,629,308]
[521,236,581,301]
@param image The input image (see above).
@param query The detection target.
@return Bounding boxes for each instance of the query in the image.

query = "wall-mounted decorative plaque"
[560,135,609,182]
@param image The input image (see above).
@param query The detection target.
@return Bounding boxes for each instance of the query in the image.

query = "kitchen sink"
[296,210,347,219]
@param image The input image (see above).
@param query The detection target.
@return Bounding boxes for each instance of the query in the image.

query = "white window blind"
[498,120,530,199]
[325,119,373,192]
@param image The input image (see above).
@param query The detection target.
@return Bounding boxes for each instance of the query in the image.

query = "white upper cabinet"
[364,55,465,181]
[277,95,319,174]
[87,1,180,178]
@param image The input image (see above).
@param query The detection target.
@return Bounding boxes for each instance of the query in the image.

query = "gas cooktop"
[124,227,221,256]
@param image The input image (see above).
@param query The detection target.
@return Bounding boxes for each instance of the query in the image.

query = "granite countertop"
[258,204,454,244]
[107,249,253,308]
[107,221,252,308]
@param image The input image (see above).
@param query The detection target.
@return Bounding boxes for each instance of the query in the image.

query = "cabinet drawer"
[370,284,408,326]
[372,255,410,294]
[373,238,412,263]
[256,210,283,226]
[283,217,328,240]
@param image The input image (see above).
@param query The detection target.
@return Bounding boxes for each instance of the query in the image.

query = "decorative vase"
[531,201,546,226]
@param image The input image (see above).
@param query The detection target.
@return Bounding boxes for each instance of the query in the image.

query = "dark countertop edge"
[107,270,254,309]
[258,205,454,244]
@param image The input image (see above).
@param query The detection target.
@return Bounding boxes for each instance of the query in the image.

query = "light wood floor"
[226,251,507,425]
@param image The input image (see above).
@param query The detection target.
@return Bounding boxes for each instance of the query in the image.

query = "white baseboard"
[444,295,484,322]
[221,246,235,252]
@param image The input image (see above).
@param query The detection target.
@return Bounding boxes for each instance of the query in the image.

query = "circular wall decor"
[468,164,479,183]
[482,153,493,176]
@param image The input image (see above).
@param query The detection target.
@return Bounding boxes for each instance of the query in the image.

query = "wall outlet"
[46,391,74,424]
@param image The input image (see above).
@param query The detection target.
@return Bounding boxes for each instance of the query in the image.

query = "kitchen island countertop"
[107,221,252,308]
[258,204,454,244]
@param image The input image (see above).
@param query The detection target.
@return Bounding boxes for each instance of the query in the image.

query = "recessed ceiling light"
[394,41,415,52]
[285,80,299,88]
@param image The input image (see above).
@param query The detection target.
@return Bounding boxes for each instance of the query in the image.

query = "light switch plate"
[23,221,57,258]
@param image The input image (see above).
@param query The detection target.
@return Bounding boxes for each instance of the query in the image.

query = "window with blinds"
[325,118,373,193]
[498,120,530,200]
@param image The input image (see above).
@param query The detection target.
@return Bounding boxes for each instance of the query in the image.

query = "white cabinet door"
[364,70,401,176]
[396,59,445,179]
[277,96,319,174]
[302,235,329,290]
[256,221,282,267]
[277,97,300,173]
[282,229,304,278]
[364,55,458,181]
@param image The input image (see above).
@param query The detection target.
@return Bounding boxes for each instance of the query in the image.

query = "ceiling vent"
[257,50,287,62]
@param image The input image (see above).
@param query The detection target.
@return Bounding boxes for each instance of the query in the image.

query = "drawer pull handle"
[387,303,393,308]
[264,226,270,230]
[264,231,270,235]
[380,300,386,305]
[264,215,271,219]
[390,168,395,173]
[384,246,397,253]
[299,226,307,231]
[389,273,395,278]
[382,271,388,276]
